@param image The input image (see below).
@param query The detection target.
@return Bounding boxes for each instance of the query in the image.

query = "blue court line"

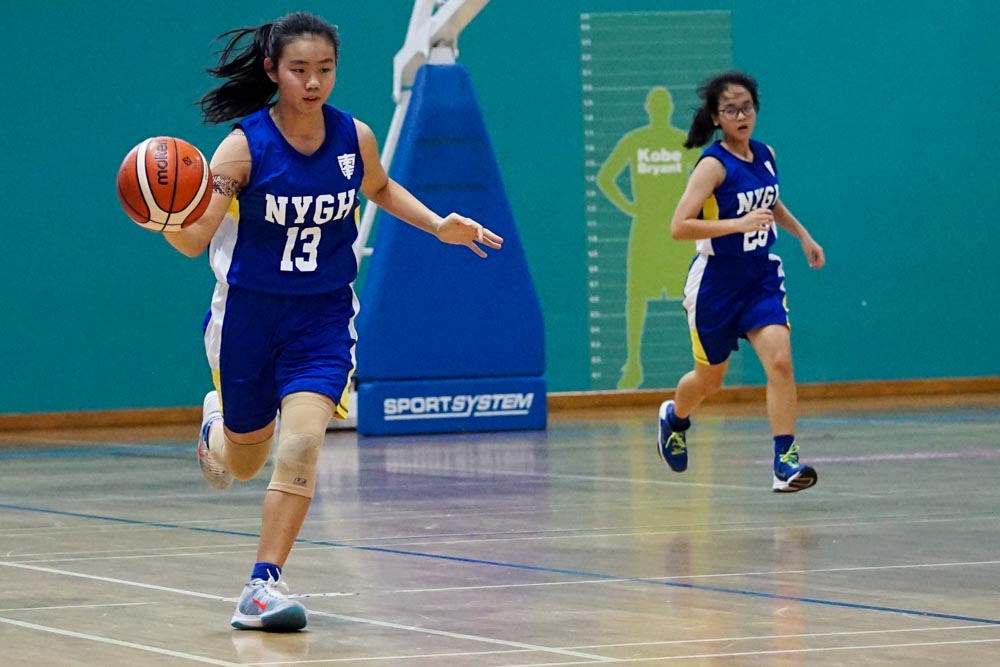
[2,501,999,626]
[547,413,1000,439]
[671,414,1000,434]
[2,410,995,459]
[0,446,189,461]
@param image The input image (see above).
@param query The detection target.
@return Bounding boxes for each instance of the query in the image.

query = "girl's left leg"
[746,324,796,436]
[230,391,335,632]
[747,324,817,492]
[259,391,336,567]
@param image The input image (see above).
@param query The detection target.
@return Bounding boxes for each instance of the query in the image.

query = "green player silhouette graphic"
[597,86,699,389]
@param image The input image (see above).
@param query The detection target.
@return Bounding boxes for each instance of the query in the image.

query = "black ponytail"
[199,24,277,125]
[684,106,716,150]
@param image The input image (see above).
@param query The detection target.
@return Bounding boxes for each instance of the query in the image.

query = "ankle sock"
[774,434,795,454]
[251,561,282,582]
[667,403,691,431]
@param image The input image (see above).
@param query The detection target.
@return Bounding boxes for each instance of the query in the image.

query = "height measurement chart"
[580,11,733,390]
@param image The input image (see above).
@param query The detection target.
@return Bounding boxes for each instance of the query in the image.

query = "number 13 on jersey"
[281,227,321,271]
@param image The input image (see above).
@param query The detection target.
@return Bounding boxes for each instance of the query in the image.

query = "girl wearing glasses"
[655,70,825,493]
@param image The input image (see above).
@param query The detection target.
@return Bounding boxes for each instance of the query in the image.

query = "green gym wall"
[2,0,997,414]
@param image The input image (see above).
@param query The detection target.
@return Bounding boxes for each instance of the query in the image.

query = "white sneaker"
[231,578,308,631]
[196,391,232,491]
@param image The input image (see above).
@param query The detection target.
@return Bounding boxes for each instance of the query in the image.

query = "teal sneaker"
[231,578,307,632]
[772,442,818,492]
[656,400,688,472]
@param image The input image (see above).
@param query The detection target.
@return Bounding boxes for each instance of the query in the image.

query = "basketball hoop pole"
[333,0,489,432]
[353,0,490,264]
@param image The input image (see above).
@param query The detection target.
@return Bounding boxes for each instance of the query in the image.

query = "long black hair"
[683,70,760,149]
[199,12,341,125]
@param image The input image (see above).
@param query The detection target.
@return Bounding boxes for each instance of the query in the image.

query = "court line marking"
[12,499,960,543]
[302,514,998,550]
[566,622,1000,650]
[4,412,990,460]
[266,626,1000,665]
[2,541,263,559]
[0,520,1000,667]
[389,559,1000,594]
[503,637,1000,666]
[6,509,996,566]
[1,409,993,459]
[368,463,882,498]
[0,444,190,460]
[0,602,155,613]
[252,648,534,663]
[3,504,999,626]
[309,611,614,661]
[316,545,1000,626]
[14,514,997,563]
[750,449,1000,464]
[2,503,982,548]
[0,561,613,663]
[545,413,1000,439]
[0,498,993,554]
[0,562,228,601]
[8,550,1000,599]
[0,616,245,667]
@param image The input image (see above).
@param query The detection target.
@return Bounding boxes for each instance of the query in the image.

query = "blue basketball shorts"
[682,253,789,365]
[203,283,357,434]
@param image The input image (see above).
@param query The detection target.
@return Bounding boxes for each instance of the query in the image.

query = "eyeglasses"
[718,103,756,120]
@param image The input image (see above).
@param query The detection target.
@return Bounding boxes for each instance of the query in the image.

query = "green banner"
[580,10,735,390]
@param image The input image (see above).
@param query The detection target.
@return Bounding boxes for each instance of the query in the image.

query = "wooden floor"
[2,394,999,665]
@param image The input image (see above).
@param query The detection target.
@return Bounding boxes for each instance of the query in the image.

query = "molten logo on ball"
[116,136,213,233]
[153,141,171,186]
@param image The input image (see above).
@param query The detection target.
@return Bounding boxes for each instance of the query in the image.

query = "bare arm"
[773,199,825,269]
[670,157,773,240]
[163,131,251,258]
[355,119,502,258]
[766,145,825,269]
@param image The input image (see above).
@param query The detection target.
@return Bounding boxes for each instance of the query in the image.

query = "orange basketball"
[116,136,213,232]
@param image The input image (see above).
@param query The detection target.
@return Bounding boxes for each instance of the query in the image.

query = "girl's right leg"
[199,284,281,490]
[197,391,275,490]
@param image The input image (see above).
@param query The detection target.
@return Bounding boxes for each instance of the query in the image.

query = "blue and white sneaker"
[197,391,231,491]
[231,578,308,631]
[656,400,688,472]
[772,443,818,492]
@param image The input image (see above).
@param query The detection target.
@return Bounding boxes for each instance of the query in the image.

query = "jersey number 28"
[743,228,769,252]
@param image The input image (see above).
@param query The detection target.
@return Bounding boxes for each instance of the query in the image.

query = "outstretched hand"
[801,237,825,269]
[436,213,504,258]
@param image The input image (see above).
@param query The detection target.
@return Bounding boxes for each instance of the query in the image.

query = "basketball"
[116,136,213,232]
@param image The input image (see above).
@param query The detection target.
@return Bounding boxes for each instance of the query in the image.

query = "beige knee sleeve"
[268,392,334,498]
[211,425,272,481]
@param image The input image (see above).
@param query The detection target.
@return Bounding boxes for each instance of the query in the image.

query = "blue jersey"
[224,104,363,294]
[696,139,779,257]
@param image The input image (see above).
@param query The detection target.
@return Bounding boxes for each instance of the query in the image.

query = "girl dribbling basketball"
[164,11,503,631]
